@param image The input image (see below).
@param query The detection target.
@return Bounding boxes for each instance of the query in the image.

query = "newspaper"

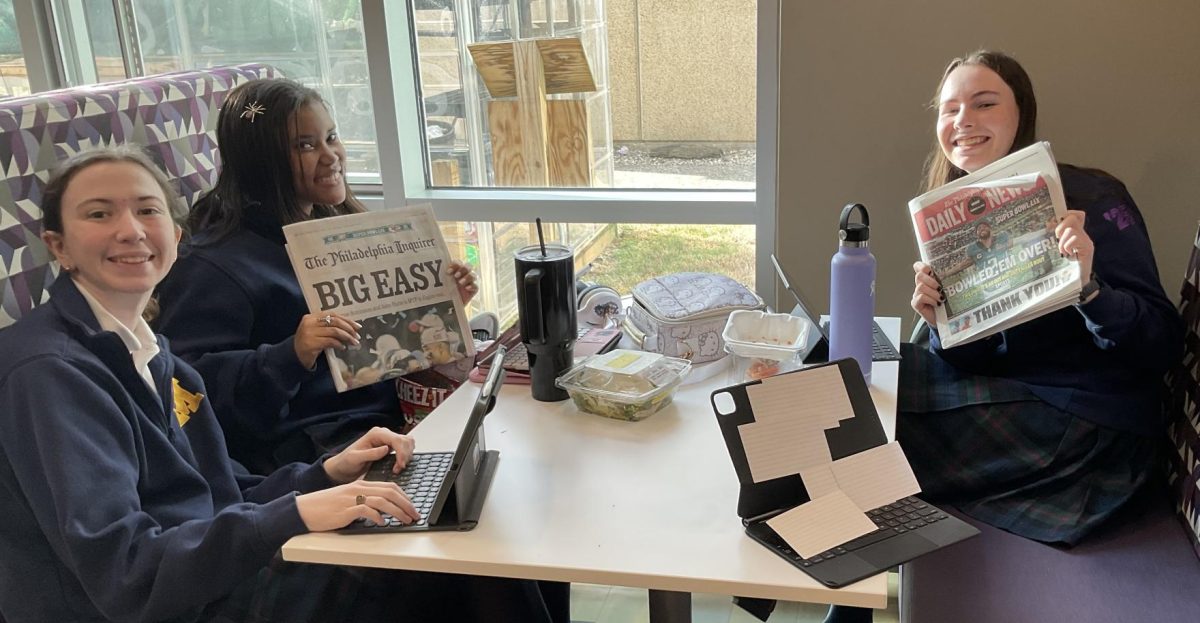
[908,142,1082,348]
[283,205,475,393]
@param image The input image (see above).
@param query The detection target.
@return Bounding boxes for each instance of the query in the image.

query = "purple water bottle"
[829,203,875,382]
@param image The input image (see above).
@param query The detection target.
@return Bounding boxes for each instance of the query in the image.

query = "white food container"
[556,349,691,421]
[721,310,811,381]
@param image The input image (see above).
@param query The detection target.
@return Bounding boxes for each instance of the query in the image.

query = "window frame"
[16,0,780,303]
[358,0,778,301]
[11,0,64,92]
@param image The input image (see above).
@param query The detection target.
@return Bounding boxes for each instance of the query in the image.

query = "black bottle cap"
[839,203,870,242]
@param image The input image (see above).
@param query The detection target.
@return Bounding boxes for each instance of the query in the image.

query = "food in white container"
[556,349,691,421]
[721,310,811,381]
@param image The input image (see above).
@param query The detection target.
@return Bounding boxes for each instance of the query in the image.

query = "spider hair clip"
[240,101,267,122]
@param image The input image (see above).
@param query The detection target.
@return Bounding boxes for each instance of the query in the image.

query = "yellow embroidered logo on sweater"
[172,378,204,427]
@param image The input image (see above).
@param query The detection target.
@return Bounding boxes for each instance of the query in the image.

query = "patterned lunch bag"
[623,272,764,363]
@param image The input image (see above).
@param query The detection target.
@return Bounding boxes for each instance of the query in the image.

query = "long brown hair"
[921,50,1038,193]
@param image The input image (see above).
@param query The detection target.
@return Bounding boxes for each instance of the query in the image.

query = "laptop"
[341,347,507,533]
[477,324,623,373]
[711,359,978,588]
[469,324,623,384]
[769,254,901,362]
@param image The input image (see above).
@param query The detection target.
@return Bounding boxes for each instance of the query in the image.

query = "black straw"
[535,217,547,257]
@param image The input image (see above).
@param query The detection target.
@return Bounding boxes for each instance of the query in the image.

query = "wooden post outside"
[487,100,524,186]
[513,40,549,186]
[547,100,592,187]
[469,37,598,188]
[431,159,460,186]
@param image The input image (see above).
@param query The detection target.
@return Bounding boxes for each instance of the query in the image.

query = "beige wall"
[608,0,756,142]
[774,0,1200,336]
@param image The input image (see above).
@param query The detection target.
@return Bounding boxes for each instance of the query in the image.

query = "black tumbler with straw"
[514,219,577,401]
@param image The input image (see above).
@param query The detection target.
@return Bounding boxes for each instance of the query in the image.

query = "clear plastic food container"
[555,349,692,421]
[721,310,810,381]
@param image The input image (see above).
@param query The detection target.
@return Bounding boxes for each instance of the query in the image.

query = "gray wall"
[774,0,1200,337]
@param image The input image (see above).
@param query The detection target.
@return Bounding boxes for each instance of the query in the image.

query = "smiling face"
[937,64,1020,173]
[289,101,346,214]
[42,161,181,319]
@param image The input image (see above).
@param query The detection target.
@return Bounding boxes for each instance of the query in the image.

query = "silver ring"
[355,494,365,506]
[320,315,333,326]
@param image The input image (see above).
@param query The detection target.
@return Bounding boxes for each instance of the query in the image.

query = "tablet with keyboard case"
[341,347,507,532]
[711,359,977,587]
[769,254,901,362]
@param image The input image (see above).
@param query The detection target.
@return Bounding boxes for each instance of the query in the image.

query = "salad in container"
[556,349,691,421]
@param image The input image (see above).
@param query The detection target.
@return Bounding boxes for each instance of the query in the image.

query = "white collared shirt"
[74,282,160,393]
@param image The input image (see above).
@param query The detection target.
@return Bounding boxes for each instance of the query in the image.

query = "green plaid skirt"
[897,343,1156,546]
[200,553,568,623]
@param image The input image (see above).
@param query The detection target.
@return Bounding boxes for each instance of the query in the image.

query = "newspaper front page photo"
[909,142,1082,347]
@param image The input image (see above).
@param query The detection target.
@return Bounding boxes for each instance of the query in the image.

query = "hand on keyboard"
[296,480,419,531]
[357,452,454,528]
[322,426,416,484]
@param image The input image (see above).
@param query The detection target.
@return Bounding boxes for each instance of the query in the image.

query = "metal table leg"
[648,589,691,623]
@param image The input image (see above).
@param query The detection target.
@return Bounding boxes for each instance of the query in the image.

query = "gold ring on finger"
[355,494,365,506]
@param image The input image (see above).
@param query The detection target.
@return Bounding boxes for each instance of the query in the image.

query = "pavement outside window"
[613,142,755,190]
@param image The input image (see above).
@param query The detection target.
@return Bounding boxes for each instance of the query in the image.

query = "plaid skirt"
[896,343,1156,546]
[200,553,569,623]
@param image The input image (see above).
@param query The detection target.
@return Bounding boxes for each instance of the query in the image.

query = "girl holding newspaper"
[902,51,1182,545]
[155,79,569,621]
[155,79,480,474]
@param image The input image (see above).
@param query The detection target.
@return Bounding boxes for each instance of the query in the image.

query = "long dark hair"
[188,78,364,242]
[921,50,1038,193]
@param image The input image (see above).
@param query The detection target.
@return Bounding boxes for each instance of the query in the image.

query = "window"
[49,0,383,182]
[0,0,34,97]
[33,0,775,318]
[444,220,755,325]
[0,0,30,97]
[407,0,757,190]
[48,0,127,86]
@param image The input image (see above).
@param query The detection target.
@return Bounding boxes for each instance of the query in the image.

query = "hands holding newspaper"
[911,208,1096,328]
[448,259,480,302]
[1054,210,1094,281]
[290,261,479,369]
[295,312,361,369]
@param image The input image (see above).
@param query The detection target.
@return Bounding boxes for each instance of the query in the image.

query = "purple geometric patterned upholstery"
[1168,223,1200,559]
[0,63,277,328]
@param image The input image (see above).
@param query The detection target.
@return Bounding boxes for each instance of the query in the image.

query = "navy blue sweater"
[930,165,1184,436]
[156,215,397,471]
[0,276,332,622]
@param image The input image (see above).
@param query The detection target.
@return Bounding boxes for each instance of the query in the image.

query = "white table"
[283,318,902,620]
